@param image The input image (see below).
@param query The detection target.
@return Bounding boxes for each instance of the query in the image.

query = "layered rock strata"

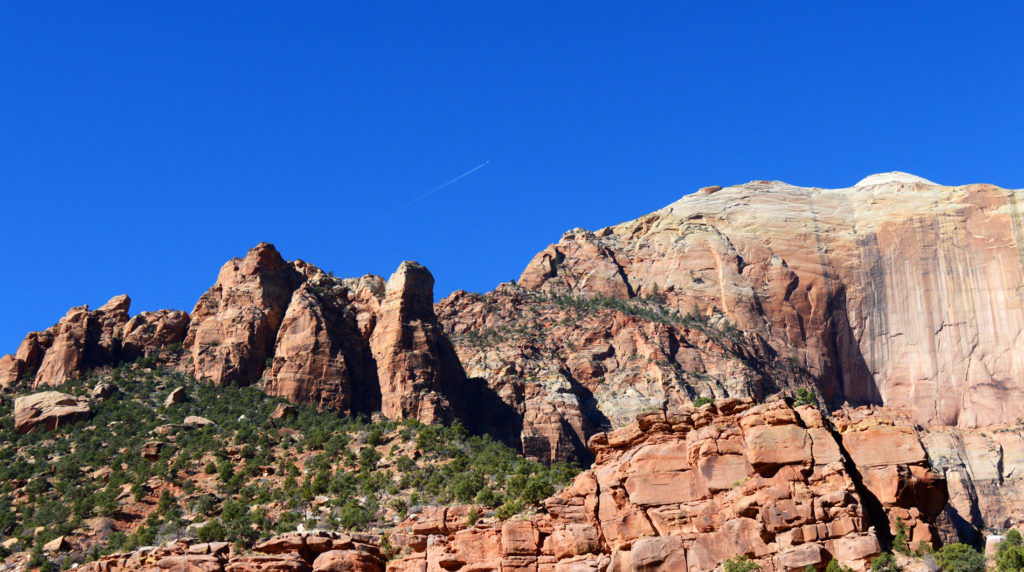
[389,397,946,572]
[517,173,1024,430]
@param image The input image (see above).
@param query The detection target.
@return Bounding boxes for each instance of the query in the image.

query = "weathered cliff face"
[919,423,1024,542]
[390,397,946,572]
[0,244,466,427]
[370,261,459,425]
[0,294,188,389]
[262,266,384,413]
[184,242,302,387]
[517,172,1024,431]
[435,284,811,464]
[186,246,465,424]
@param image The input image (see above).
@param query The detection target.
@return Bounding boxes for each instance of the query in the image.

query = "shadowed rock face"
[186,245,463,425]
[517,173,1024,430]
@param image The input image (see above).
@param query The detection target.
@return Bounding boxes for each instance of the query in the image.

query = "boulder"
[42,535,67,552]
[165,387,187,407]
[13,391,90,433]
[90,382,118,401]
[142,441,169,461]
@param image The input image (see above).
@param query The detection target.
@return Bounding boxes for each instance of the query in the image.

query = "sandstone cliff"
[515,173,1024,430]
[389,397,946,571]
[1,244,468,427]
[0,294,187,389]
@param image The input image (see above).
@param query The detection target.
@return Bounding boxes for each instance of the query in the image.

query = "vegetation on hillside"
[0,362,578,565]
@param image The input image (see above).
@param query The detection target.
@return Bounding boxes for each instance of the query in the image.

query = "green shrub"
[934,543,985,572]
[793,388,816,407]
[870,552,902,572]
[693,396,713,407]
[997,529,1024,572]
[723,555,760,572]
[495,499,523,520]
[196,520,227,543]
[892,517,910,555]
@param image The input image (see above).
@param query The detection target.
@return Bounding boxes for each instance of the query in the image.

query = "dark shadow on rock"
[825,286,883,408]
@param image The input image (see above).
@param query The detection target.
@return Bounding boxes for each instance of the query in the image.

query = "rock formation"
[1,243,467,428]
[184,243,301,387]
[5,172,1024,547]
[516,173,1024,429]
[389,397,946,571]
[81,531,386,572]
[13,390,91,434]
[369,261,460,425]
[0,295,187,389]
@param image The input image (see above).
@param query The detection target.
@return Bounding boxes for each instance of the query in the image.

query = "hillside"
[0,359,574,571]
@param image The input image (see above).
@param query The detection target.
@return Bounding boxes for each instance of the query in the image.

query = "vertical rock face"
[369,261,457,424]
[516,173,1024,430]
[184,242,301,386]
[261,270,385,414]
[34,294,132,386]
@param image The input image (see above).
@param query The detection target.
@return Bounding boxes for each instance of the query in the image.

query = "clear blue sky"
[2,2,1023,352]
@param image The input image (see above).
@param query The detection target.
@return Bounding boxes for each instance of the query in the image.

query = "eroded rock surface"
[369,261,462,424]
[13,391,91,434]
[81,532,385,572]
[390,397,946,571]
[516,174,1024,430]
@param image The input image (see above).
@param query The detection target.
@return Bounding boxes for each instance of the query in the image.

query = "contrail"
[403,161,490,207]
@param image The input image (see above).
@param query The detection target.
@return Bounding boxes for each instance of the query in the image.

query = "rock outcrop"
[370,261,460,425]
[185,243,301,387]
[81,531,385,572]
[2,244,468,427]
[437,284,808,464]
[516,173,1024,430]
[0,295,187,389]
[13,391,91,434]
[390,397,946,571]
[262,270,384,414]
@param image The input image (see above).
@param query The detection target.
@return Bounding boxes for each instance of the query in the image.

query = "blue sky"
[2,2,1023,351]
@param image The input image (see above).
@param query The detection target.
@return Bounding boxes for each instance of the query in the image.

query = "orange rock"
[628,536,686,571]
[744,424,812,471]
[502,520,540,556]
[186,243,299,387]
[13,391,90,434]
[310,549,383,572]
[369,261,458,424]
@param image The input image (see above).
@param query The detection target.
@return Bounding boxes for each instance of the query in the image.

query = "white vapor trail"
[403,161,490,207]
